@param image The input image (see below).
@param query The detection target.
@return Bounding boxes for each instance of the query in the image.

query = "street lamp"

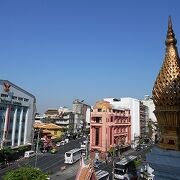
[34,129,40,168]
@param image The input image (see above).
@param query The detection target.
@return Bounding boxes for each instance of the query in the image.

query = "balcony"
[91,117,102,124]
[55,120,69,125]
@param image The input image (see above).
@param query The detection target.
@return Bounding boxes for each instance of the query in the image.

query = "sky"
[1,0,180,113]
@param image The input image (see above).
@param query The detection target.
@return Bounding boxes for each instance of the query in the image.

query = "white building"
[141,95,156,123]
[104,97,140,147]
[34,113,44,123]
[141,95,157,142]
[0,80,36,149]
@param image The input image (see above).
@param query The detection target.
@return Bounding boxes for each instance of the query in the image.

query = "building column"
[18,108,23,146]
[11,107,17,147]
[112,127,114,145]
[23,109,29,145]
[1,106,9,148]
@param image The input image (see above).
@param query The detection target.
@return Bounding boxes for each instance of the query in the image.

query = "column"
[23,109,29,144]
[11,107,17,147]
[1,106,9,148]
[18,108,23,146]
[112,127,114,145]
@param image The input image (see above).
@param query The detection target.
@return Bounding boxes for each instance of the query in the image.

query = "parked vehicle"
[56,142,61,147]
[96,170,109,180]
[64,148,82,164]
[93,160,104,169]
[50,148,58,154]
[24,150,35,158]
[64,138,69,143]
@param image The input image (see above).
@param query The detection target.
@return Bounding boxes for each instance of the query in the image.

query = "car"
[60,140,65,145]
[93,160,103,169]
[50,148,58,154]
[64,138,69,143]
[56,142,61,147]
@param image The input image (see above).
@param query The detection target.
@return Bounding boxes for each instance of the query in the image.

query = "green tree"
[3,167,49,180]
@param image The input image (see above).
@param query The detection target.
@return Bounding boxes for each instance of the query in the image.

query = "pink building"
[90,100,131,159]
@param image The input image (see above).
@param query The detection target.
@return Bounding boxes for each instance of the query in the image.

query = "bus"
[64,148,82,164]
[96,170,110,180]
[113,155,137,180]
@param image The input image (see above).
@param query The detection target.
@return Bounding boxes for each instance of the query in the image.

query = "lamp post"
[35,129,40,168]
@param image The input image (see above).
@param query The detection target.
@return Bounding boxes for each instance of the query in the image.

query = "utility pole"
[35,129,40,168]
[112,144,115,180]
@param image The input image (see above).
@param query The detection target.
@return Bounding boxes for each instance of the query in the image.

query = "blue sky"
[1,0,180,113]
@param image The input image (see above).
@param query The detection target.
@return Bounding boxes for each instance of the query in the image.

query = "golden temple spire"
[152,17,180,151]
[152,17,180,106]
[165,16,177,46]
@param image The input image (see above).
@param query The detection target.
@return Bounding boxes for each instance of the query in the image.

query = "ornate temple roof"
[152,17,180,106]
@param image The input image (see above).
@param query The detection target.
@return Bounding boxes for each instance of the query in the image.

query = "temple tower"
[152,17,180,151]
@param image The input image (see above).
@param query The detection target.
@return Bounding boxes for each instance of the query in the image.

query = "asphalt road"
[0,137,85,179]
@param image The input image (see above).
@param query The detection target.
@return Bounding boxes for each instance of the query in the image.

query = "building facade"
[139,101,149,138]
[104,97,140,147]
[141,95,158,142]
[72,99,91,134]
[43,107,75,134]
[90,100,131,159]
[0,80,36,149]
[56,108,75,134]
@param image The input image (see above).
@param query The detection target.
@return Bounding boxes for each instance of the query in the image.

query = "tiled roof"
[76,158,97,180]
[34,122,62,130]
[44,109,59,115]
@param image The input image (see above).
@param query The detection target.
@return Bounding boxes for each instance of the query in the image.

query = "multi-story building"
[72,99,91,134]
[90,100,131,159]
[56,107,75,134]
[44,109,59,119]
[34,113,44,123]
[43,107,75,134]
[141,95,158,142]
[0,80,36,149]
[104,97,140,147]
[139,102,148,138]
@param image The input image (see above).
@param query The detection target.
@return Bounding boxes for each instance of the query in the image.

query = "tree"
[3,167,49,180]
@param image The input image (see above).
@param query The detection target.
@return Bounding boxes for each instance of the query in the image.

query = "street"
[0,137,85,179]
[51,144,152,180]
[0,139,152,180]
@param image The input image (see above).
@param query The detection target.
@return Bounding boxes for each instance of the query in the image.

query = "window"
[18,97,23,101]
[110,128,112,145]
[66,153,71,157]
[24,98,29,102]
[0,106,6,111]
[95,128,99,146]
[168,140,175,145]
[1,94,8,97]
[12,96,17,100]
[98,109,102,112]
[95,117,101,123]
[111,116,113,122]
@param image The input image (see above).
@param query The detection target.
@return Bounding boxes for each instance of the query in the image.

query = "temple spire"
[165,16,177,46]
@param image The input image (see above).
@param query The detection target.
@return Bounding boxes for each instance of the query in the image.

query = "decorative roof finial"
[165,16,177,46]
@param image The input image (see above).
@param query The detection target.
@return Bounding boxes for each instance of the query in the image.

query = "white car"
[64,138,69,143]
[56,141,65,146]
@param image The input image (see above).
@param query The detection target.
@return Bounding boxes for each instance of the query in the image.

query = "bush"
[3,167,49,180]
[134,159,142,168]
